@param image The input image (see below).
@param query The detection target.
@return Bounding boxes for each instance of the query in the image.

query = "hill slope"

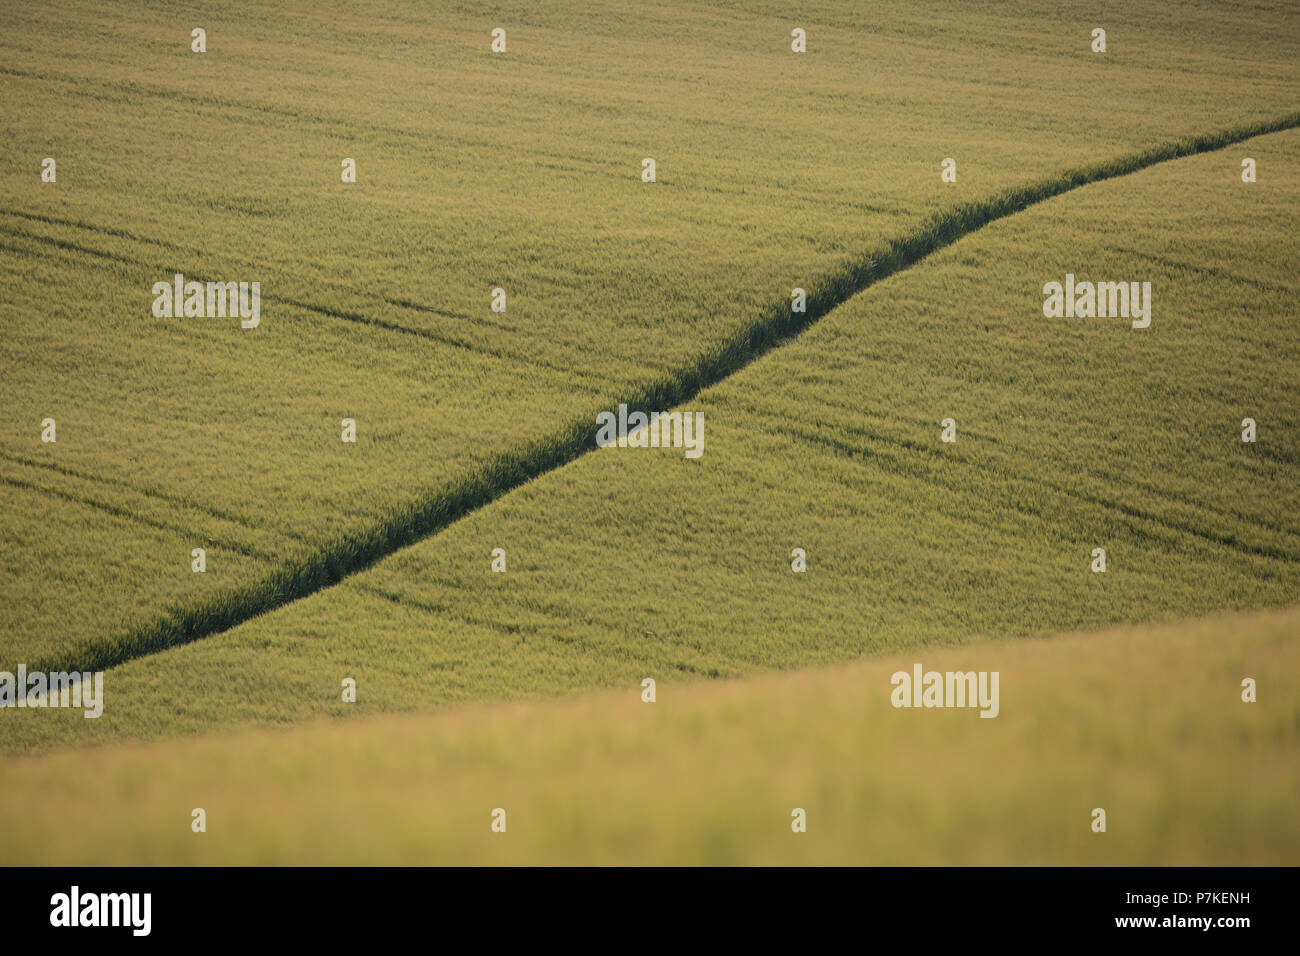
[7,125,1298,755]
[3,0,1299,673]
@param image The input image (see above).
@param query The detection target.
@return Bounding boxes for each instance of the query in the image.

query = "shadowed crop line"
[0,226,132,265]
[0,204,608,356]
[1106,245,1298,295]
[0,224,602,377]
[26,112,1300,677]
[0,473,278,562]
[351,580,549,636]
[0,452,312,544]
[0,213,567,365]
[0,208,189,250]
[728,393,1300,548]
[773,417,1300,563]
[354,577,609,636]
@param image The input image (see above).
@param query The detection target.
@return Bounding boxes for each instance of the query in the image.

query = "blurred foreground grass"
[1,604,1294,865]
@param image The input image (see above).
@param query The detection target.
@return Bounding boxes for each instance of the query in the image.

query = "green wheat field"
[1,0,1297,864]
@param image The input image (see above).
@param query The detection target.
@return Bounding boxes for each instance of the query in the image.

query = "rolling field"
[0,605,1294,865]
[2,0,1298,676]
[1,0,1298,868]
[6,124,1297,756]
